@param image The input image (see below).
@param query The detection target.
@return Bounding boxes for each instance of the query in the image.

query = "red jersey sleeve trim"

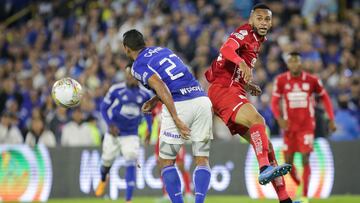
[271,94,281,119]
[220,38,244,65]
[321,91,335,120]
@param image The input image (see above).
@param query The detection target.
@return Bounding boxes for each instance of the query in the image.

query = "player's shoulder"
[275,72,288,81]
[108,82,126,93]
[302,72,320,82]
[235,23,252,33]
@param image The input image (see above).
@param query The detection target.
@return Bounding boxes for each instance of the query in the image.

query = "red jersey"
[272,71,327,131]
[205,23,266,92]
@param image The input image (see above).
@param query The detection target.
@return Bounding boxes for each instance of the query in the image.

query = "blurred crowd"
[0,0,359,147]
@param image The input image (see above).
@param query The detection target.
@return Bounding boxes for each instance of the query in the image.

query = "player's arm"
[220,35,251,83]
[317,88,337,132]
[142,95,160,113]
[313,76,336,132]
[147,74,190,139]
[270,77,288,130]
[100,91,120,136]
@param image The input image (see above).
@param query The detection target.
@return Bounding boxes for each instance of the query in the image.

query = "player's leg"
[159,142,184,203]
[301,152,311,198]
[176,147,192,196]
[243,131,292,203]
[120,136,140,203]
[158,102,187,203]
[192,142,211,203]
[96,133,120,196]
[189,97,213,203]
[233,103,291,184]
[299,131,314,200]
[284,152,300,185]
[283,132,301,185]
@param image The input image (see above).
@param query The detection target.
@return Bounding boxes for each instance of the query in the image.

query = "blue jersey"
[100,83,152,136]
[131,46,206,102]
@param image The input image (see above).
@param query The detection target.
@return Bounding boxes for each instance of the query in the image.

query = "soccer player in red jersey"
[205,3,292,203]
[271,52,337,201]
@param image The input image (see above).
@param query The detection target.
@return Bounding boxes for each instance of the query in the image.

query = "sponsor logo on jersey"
[136,96,143,103]
[232,32,245,40]
[302,83,310,91]
[120,103,140,118]
[179,85,204,95]
[163,131,181,139]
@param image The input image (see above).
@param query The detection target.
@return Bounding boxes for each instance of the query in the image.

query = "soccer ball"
[51,77,83,108]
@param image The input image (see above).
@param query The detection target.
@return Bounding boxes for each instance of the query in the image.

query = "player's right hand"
[277,118,288,130]
[238,61,252,83]
[174,117,191,140]
[245,82,262,96]
[109,124,120,136]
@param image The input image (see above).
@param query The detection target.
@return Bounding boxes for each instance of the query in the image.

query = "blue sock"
[193,166,211,203]
[100,165,110,182]
[125,165,136,201]
[161,165,184,203]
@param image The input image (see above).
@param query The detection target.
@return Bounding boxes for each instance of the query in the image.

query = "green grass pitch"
[48,195,360,203]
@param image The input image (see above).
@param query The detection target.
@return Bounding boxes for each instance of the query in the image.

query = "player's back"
[132,46,206,102]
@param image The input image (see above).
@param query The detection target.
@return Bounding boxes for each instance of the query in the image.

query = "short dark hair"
[252,3,271,12]
[123,29,146,51]
[288,52,301,57]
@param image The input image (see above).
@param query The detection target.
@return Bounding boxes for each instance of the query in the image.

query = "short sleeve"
[313,76,325,95]
[131,62,156,86]
[228,29,249,48]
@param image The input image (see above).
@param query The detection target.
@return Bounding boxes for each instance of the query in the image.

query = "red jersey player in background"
[205,3,292,203]
[271,52,337,202]
[146,103,193,203]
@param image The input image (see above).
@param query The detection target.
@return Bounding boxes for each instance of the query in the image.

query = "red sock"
[249,124,270,168]
[181,170,192,194]
[268,142,289,201]
[290,164,301,185]
[303,164,311,197]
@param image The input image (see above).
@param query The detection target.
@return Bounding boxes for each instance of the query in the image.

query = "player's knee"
[302,153,310,165]
[123,152,138,162]
[249,113,265,126]
[102,159,114,167]
[194,156,209,167]
[159,158,176,169]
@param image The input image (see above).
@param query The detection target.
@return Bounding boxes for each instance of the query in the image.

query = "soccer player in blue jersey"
[95,64,152,203]
[123,29,213,203]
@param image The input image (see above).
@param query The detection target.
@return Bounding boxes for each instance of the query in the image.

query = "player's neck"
[132,48,145,60]
[290,71,302,77]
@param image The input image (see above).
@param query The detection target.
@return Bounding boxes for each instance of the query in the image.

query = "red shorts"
[283,130,314,153]
[155,138,186,163]
[208,84,250,136]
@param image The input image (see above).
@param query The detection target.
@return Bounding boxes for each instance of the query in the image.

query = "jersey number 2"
[160,54,184,80]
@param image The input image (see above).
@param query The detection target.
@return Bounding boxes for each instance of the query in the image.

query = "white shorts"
[159,96,213,159]
[101,133,140,167]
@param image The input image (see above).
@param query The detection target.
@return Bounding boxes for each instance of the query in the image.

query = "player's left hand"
[328,120,337,133]
[245,82,262,96]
